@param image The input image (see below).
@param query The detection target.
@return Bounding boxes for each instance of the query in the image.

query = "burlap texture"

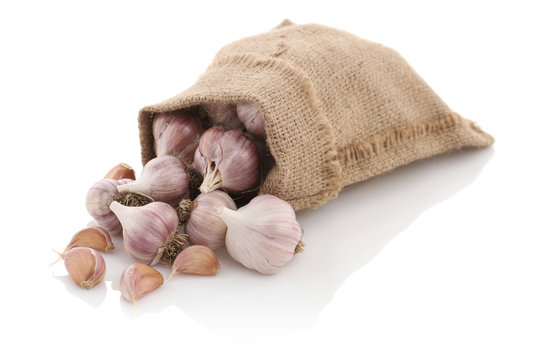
[138,20,494,210]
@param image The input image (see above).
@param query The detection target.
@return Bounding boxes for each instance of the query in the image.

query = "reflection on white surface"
[52,147,493,338]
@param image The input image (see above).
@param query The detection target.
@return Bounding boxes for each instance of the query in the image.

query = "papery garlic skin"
[153,111,203,161]
[236,102,266,139]
[120,263,163,303]
[86,178,133,235]
[61,247,106,289]
[116,156,188,206]
[203,103,243,130]
[168,245,220,281]
[65,226,114,253]
[186,191,236,250]
[109,201,179,265]
[194,127,260,193]
[219,195,302,275]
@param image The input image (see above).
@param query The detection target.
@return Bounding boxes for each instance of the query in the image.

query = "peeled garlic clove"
[236,102,266,139]
[153,111,203,161]
[60,247,106,289]
[194,127,260,193]
[218,194,303,275]
[185,191,236,250]
[168,245,220,281]
[116,156,188,206]
[203,103,243,130]
[109,201,184,265]
[64,226,114,253]
[86,178,133,235]
[120,263,163,304]
[104,163,136,180]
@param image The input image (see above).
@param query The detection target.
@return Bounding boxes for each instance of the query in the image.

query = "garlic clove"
[64,226,114,253]
[59,247,106,289]
[116,156,188,207]
[236,102,266,139]
[203,103,243,130]
[153,111,203,161]
[120,263,163,304]
[218,194,303,275]
[104,163,136,180]
[194,127,260,194]
[168,245,220,281]
[86,178,133,235]
[185,191,236,250]
[109,201,183,265]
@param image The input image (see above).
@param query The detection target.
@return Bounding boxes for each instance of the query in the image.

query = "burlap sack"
[138,20,494,210]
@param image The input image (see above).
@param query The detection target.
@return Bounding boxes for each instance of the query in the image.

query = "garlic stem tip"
[51,249,64,259]
[166,271,176,284]
[49,250,63,266]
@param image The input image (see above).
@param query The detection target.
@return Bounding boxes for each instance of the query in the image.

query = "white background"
[1,1,538,359]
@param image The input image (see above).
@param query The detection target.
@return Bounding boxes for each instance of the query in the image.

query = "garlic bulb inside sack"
[203,103,243,130]
[193,127,260,194]
[109,201,189,265]
[236,102,266,139]
[86,178,133,235]
[183,191,237,250]
[116,155,188,207]
[218,194,304,275]
[153,111,203,162]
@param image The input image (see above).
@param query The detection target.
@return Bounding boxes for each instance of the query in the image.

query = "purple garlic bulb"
[184,191,237,250]
[236,102,266,139]
[153,111,203,162]
[116,155,188,206]
[193,127,260,193]
[109,201,181,265]
[85,178,133,235]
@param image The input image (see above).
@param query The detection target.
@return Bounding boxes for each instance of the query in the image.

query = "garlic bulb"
[236,102,266,139]
[153,111,203,161]
[193,127,260,193]
[116,155,188,207]
[120,263,163,304]
[184,191,237,250]
[109,201,189,265]
[203,103,243,130]
[86,178,133,235]
[168,245,220,281]
[57,247,106,289]
[218,195,303,275]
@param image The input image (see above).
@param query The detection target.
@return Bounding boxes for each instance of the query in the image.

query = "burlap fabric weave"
[138,20,494,210]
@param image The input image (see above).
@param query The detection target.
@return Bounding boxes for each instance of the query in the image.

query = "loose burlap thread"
[138,20,494,210]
